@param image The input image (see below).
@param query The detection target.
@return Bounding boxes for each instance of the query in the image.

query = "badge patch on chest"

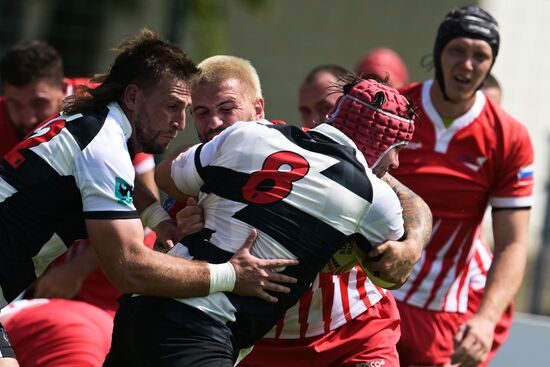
[459,154,487,171]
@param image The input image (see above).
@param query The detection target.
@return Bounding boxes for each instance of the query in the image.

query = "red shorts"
[240,293,401,367]
[4,299,114,367]
[396,287,513,367]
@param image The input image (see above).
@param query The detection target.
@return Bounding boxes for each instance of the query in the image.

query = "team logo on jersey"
[517,164,534,185]
[115,177,134,206]
[459,154,487,172]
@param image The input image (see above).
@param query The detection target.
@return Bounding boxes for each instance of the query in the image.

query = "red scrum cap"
[326,79,415,168]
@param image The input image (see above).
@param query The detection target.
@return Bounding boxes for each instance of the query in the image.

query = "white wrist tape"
[208,262,236,293]
[140,201,171,229]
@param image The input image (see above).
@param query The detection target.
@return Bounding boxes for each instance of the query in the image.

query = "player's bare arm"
[133,174,161,213]
[86,217,297,302]
[32,241,97,299]
[137,166,160,200]
[383,173,432,248]
[132,174,179,249]
[155,145,193,203]
[87,217,209,297]
[363,173,432,286]
[451,209,530,366]
[34,167,167,294]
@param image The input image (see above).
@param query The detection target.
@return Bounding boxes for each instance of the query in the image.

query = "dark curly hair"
[63,29,198,115]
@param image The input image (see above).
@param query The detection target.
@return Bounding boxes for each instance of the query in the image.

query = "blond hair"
[192,55,262,102]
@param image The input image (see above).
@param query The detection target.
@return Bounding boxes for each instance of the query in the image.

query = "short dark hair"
[304,64,388,99]
[304,64,349,84]
[0,40,64,88]
[63,29,198,115]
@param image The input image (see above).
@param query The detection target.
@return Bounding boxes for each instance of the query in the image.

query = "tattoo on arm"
[382,174,432,248]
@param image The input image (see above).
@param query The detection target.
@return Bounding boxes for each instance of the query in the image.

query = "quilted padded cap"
[326,79,415,168]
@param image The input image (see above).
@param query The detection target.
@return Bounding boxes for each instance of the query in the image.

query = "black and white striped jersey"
[168,120,404,348]
[0,102,138,306]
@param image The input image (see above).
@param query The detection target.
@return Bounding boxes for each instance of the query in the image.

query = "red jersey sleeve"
[490,108,534,209]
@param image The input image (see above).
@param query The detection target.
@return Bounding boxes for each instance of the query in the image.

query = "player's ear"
[254,97,265,119]
[122,84,142,113]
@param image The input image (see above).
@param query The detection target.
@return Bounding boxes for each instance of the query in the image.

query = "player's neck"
[430,82,476,121]
[120,103,144,155]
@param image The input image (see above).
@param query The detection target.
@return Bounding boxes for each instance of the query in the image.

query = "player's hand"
[175,197,204,237]
[33,262,85,299]
[450,314,495,367]
[152,219,179,251]
[362,238,421,286]
[230,229,299,303]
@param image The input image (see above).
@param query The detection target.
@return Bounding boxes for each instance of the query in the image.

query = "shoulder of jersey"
[61,107,111,143]
[486,99,526,129]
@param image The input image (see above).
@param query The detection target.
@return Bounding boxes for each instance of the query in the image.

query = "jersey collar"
[422,80,486,153]
[422,79,486,133]
[107,102,133,140]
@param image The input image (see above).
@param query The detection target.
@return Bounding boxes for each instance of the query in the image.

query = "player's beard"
[134,114,176,155]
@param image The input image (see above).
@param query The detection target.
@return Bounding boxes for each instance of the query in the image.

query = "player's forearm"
[111,245,211,298]
[137,169,160,200]
[478,209,530,323]
[133,175,160,213]
[155,146,191,201]
[87,218,211,298]
[33,243,100,299]
[477,238,527,323]
[382,174,432,250]
[63,243,100,279]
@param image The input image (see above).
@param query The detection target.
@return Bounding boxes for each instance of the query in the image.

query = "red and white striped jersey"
[392,81,534,312]
[264,267,386,339]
